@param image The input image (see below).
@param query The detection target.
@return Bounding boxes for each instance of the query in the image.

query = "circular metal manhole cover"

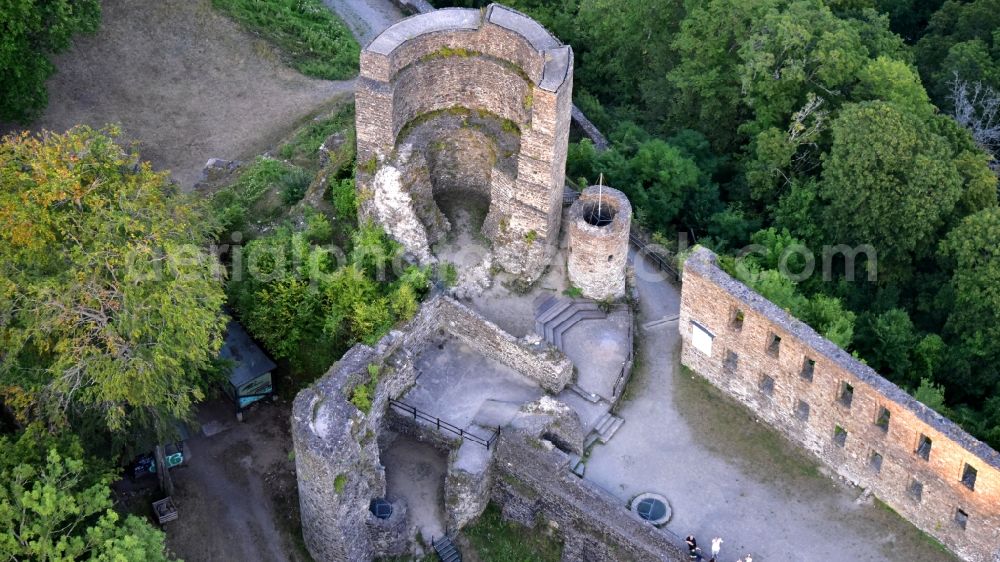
[630,492,671,525]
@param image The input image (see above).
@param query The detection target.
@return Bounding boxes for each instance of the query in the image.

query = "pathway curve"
[323,0,406,47]
[581,250,956,562]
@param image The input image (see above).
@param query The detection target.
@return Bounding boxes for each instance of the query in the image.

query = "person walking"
[711,537,723,557]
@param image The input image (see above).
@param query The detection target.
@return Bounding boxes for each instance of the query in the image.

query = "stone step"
[597,416,624,444]
[552,310,607,349]
[592,411,612,434]
[568,383,602,404]
[544,302,603,343]
[566,453,586,478]
[533,293,560,316]
[583,433,600,450]
[433,536,461,562]
[534,298,574,335]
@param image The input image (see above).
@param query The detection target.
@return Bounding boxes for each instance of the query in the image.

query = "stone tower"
[354,4,574,284]
[567,185,632,301]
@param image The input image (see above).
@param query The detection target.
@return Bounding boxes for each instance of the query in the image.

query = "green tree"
[0,425,173,561]
[817,102,964,280]
[0,126,227,436]
[0,0,101,122]
[856,308,918,385]
[915,0,1000,106]
[938,207,1000,400]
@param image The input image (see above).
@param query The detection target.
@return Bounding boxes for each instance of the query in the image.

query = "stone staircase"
[433,535,461,562]
[584,410,624,449]
[533,295,606,350]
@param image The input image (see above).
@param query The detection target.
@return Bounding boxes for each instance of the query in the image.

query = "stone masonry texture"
[355,4,573,284]
[567,185,632,301]
[679,247,1000,562]
[291,295,572,561]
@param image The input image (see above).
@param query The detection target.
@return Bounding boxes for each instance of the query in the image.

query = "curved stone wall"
[567,185,632,300]
[356,3,573,283]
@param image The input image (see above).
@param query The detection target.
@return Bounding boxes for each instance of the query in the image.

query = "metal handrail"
[629,232,680,281]
[388,399,500,449]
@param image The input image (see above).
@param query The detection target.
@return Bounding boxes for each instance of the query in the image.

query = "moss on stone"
[334,473,347,494]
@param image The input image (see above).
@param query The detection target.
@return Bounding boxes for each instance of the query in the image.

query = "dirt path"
[164,398,307,562]
[1,0,354,189]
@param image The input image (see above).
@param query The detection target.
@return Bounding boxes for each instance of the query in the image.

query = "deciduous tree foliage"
[0,0,100,122]
[0,126,227,436]
[0,424,173,561]
[817,101,963,279]
[938,207,1000,401]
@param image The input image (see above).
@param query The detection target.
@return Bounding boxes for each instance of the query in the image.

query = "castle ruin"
[355,4,573,283]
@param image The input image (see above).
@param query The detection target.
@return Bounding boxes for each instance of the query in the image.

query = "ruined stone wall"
[492,432,689,562]
[432,296,573,393]
[679,247,1000,562]
[291,334,420,562]
[293,295,571,561]
[356,4,573,283]
[567,185,631,301]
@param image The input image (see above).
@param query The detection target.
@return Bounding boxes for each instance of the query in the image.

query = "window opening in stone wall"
[908,479,923,502]
[692,321,714,356]
[869,450,883,473]
[731,308,744,331]
[759,374,775,397]
[961,464,977,491]
[954,508,968,530]
[724,350,738,372]
[916,434,932,461]
[801,357,815,381]
[838,382,854,408]
[766,333,781,357]
[833,425,847,447]
[795,400,810,422]
[875,406,891,432]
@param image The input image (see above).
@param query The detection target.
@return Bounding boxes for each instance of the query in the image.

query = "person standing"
[711,537,723,557]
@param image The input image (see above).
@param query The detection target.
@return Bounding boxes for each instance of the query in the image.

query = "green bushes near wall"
[212,0,359,80]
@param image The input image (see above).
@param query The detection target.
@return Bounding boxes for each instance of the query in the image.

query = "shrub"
[331,178,358,220]
[280,166,313,205]
[0,0,101,122]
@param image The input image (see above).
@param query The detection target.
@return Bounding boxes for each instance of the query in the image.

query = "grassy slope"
[212,0,359,80]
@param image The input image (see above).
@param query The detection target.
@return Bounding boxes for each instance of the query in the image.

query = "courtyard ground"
[581,252,958,562]
[0,0,353,188]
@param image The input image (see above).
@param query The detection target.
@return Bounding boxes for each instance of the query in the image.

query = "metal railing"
[629,231,680,282]
[388,399,500,449]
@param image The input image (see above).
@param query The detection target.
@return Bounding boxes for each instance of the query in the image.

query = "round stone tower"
[567,185,632,301]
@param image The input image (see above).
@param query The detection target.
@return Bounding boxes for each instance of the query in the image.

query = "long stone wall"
[356,4,573,283]
[679,247,1000,562]
[492,432,689,562]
